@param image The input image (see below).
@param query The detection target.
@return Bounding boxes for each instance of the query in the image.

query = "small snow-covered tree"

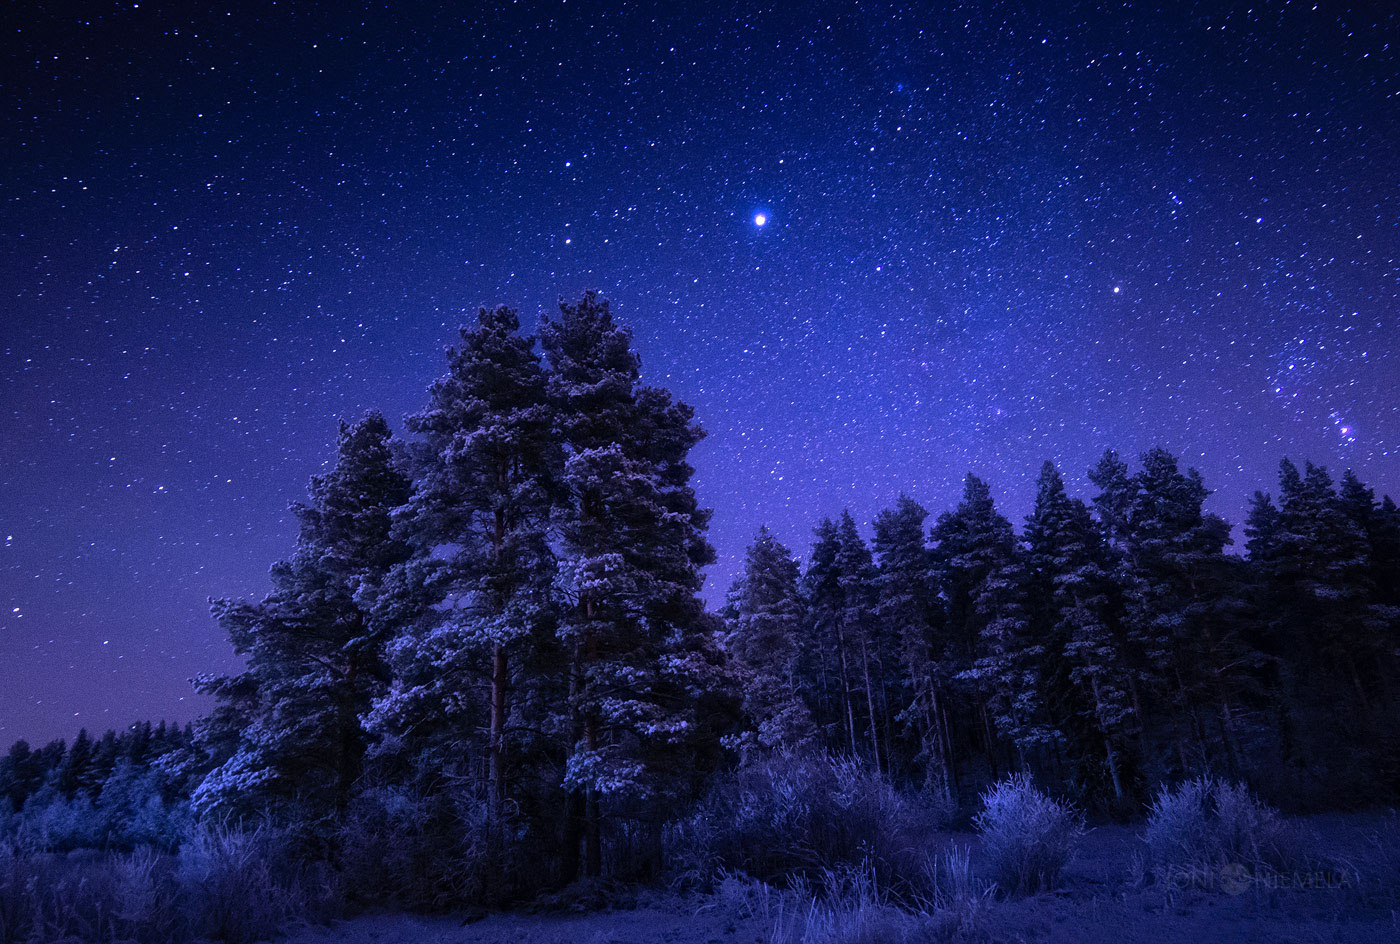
[195,412,412,820]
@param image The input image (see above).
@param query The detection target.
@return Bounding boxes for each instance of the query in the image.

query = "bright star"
[754,213,767,227]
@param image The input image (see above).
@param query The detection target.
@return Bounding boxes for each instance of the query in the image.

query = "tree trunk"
[833,620,859,758]
[1092,678,1125,803]
[562,636,585,884]
[979,699,999,779]
[335,655,361,817]
[584,718,602,878]
[582,601,602,878]
[860,635,881,772]
[488,490,510,815]
[489,644,508,812]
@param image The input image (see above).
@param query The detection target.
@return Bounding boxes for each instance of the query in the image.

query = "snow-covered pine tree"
[721,526,815,753]
[542,291,723,879]
[834,512,891,772]
[371,306,561,815]
[1274,462,1387,715]
[802,512,886,768]
[800,518,853,755]
[1088,450,1135,554]
[930,474,1021,779]
[1024,461,1134,804]
[872,495,955,794]
[968,532,1050,772]
[195,412,412,820]
[1119,448,1260,780]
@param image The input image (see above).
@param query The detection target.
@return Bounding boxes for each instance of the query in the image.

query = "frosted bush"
[0,825,334,944]
[974,774,1082,897]
[1144,776,1295,877]
[670,751,953,897]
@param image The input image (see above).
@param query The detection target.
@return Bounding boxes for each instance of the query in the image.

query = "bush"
[0,825,335,944]
[669,751,953,898]
[1144,776,1297,880]
[974,774,1081,897]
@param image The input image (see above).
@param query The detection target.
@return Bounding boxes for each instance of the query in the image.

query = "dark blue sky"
[3,1,1397,744]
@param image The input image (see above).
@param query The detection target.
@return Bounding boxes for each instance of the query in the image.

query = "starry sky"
[3,2,1397,744]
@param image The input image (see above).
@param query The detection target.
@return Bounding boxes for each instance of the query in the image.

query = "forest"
[2,293,1398,942]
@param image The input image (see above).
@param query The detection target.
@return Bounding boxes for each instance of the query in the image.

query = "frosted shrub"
[1145,777,1295,877]
[15,787,102,852]
[670,751,952,897]
[974,774,1082,897]
[0,826,333,944]
[768,862,981,944]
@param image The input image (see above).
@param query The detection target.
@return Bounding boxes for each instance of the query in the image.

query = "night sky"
[3,2,1397,744]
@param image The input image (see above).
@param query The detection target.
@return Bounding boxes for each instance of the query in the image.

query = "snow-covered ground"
[283,814,1400,944]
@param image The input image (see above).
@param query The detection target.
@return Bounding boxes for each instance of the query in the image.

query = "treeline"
[0,722,192,850]
[3,292,1398,905]
[726,454,1400,817]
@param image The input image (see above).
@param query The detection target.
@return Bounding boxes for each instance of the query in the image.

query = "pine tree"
[374,306,561,816]
[1024,462,1134,803]
[1088,450,1135,553]
[930,475,1021,778]
[1244,490,1281,562]
[1339,470,1400,621]
[872,495,953,792]
[968,536,1048,770]
[542,291,722,879]
[1119,448,1260,780]
[799,519,848,753]
[195,412,412,820]
[1274,462,1387,713]
[57,729,93,798]
[836,513,890,771]
[721,527,815,752]
[802,513,885,768]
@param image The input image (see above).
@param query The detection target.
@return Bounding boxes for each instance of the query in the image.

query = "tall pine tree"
[873,495,955,793]
[372,306,562,816]
[542,291,723,879]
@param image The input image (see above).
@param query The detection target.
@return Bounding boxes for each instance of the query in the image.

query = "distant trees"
[0,721,191,850]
